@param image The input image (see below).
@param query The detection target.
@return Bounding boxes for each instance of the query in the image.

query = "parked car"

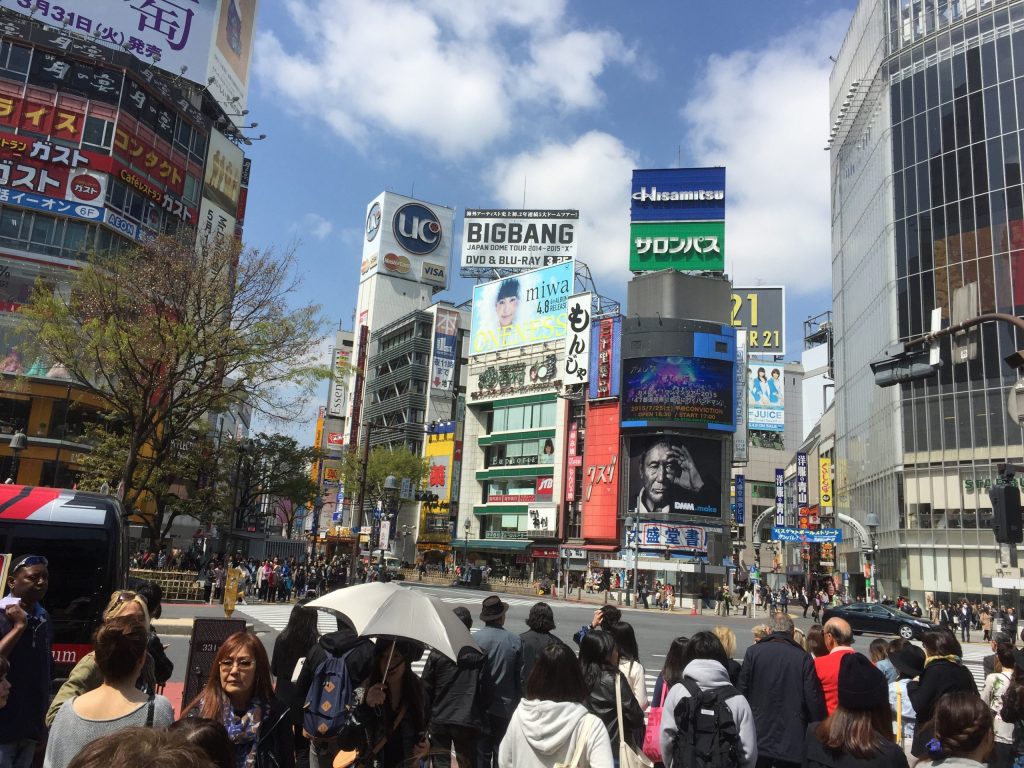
[822,602,938,640]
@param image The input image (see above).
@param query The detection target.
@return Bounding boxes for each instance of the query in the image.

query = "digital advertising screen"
[621,356,734,431]
[625,433,724,519]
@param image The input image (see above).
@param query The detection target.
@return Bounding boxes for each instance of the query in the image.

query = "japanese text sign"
[775,468,785,526]
[820,458,833,508]
[796,453,809,507]
[561,292,591,385]
[627,521,709,553]
[629,221,725,273]
[771,527,842,543]
[460,208,577,270]
[733,474,745,525]
[430,308,459,392]
[590,315,621,399]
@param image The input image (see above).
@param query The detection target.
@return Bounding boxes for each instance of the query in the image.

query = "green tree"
[230,432,320,538]
[18,232,326,535]
[342,444,428,522]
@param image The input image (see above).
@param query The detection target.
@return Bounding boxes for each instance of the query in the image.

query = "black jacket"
[185,698,295,768]
[148,630,174,685]
[738,632,827,762]
[803,723,909,768]
[519,629,568,690]
[908,658,978,756]
[292,630,375,713]
[583,667,644,751]
[421,646,492,732]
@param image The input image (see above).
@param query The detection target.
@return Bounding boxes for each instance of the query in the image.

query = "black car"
[822,602,938,640]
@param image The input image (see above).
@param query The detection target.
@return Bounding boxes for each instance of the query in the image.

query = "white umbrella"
[307,582,479,662]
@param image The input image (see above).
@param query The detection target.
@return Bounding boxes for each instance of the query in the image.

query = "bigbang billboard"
[626,433,724,519]
[622,356,735,431]
[469,261,574,357]
[460,209,577,270]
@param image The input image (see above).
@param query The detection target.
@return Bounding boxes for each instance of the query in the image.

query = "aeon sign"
[393,203,442,255]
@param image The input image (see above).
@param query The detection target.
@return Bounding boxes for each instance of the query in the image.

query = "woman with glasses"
[44,616,174,768]
[182,631,294,768]
[46,589,155,726]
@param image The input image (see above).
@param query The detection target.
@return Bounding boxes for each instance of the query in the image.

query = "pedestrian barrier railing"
[129,568,205,602]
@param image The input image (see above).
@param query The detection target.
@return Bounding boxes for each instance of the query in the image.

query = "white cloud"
[299,213,334,241]
[255,0,631,156]
[490,131,638,286]
[680,13,851,296]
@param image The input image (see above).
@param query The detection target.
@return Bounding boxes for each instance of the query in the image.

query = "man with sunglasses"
[0,554,51,768]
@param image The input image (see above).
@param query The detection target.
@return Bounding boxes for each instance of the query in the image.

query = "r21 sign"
[731,286,785,355]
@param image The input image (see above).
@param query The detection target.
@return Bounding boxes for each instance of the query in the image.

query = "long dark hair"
[930,691,993,759]
[660,636,690,689]
[525,644,587,703]
[608,621,639,663]
[364,638,426,734]
[275,603,320,667]
[579,629,616,691]
[813,703,894,759]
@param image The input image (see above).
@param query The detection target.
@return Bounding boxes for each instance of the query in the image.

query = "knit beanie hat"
[838,652,888,710]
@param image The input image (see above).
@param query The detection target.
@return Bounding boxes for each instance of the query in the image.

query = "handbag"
[333,703,407,768]
[554,714,595,768]
[615,676,653,768]
[642,679,669,762]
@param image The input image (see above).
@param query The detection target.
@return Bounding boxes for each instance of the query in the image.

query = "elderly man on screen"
[634,440,705,516]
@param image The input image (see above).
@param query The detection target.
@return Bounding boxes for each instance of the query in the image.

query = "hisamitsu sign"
[771,527,843,543]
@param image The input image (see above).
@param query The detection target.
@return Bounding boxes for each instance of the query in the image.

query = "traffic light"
[990,483,1023,544]
[869,343,942,387]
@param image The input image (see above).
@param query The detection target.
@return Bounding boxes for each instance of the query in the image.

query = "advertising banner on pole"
[626,434,724,519]
[820,458,833,509]
[590,316,621,399]
[561,292,591,385]
[733,330,748,463]
[733,474,745,524]
[430,308,459,391]
[460,209,577,270]
[797,453,809,507]
[327,347,350,419]
[748,364,785,432]
[469,260,573,356]
[775,469,786,526]
[622,356,735,431]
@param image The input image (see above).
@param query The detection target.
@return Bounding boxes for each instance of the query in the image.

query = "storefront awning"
[450,538,532,552]
[580,544,618,551]
[416,543,450,552]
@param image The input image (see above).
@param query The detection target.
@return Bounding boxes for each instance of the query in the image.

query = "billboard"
[361,192,454,291]
[460,209,577,270]
[748,364,784,432]
[430,308,459,392]
[0,0,257,120]
[626,434,724,519]
[203,130,244,216]
[629,221,725,272]
[820,458,833,509]
[589,315,621,399]
[733,331,748,463]
[630,167,726,222]
[561,292,591,385]
[469,260,573,356]
[424,433,455,504]
[731,286,785,355]
[470,352,560,403]
[198,197,236,256]
[327,347,350,419]
[622,356,735,431]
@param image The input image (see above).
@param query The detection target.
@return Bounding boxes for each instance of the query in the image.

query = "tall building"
[831,0,1024,601]
[0,4,256,491]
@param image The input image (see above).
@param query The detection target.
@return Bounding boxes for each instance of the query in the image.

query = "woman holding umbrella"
[336,638,430,767]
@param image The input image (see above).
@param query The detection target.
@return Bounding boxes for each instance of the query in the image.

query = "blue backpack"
[302,652,355,740]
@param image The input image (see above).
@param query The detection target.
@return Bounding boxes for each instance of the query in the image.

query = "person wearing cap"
[804,653,909,767]
[908,629,978,758]
[814,618,857,715]
[476,594,523,768]
[887,643,925,757]
[0,554,51,768]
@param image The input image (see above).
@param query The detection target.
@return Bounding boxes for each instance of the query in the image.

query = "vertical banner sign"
[819,458,833,510]
[797,453,809,507]
[733,330,748,464]
[561,292,592,384]
[775,469,786,526]
[566,422,580,503]
[734,474,745,525]
[328,347,351,418]
[591,316,620,399]
[348,325,369,448]
[431,308,459,391]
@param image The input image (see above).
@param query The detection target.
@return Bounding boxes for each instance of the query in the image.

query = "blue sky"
[240,0,858,440]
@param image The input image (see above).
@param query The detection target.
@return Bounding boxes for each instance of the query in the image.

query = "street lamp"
[864,511,880,602]
[624,515,639,607]
[379,474,398,556]
[308,495,324,563]
[6,429,26,484]
[463,518,470,569]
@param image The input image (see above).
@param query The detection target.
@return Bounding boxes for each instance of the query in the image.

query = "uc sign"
[731,286,785,355]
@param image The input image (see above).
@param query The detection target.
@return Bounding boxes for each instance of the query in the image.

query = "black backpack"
[670,679,741,768]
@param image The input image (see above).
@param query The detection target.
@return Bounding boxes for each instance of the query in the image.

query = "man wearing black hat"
[888,644,926,754]
[475,595,522,768]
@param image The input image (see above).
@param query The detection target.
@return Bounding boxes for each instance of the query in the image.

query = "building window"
[0,42,29,80]
[82,116,115,150]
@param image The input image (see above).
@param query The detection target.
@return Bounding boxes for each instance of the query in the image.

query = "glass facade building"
[833,0,1024,600]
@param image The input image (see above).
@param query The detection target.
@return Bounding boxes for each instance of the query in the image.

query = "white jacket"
[659,659,758,768]
[498,699,614,768]
[619,658,649,710]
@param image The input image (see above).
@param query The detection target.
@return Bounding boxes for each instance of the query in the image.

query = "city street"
[155,581,993,715]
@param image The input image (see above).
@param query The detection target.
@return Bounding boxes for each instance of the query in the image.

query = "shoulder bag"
[333,703,407,768]
[554,714,595,768]
[641,679,669,762]
[615,677,653,768]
